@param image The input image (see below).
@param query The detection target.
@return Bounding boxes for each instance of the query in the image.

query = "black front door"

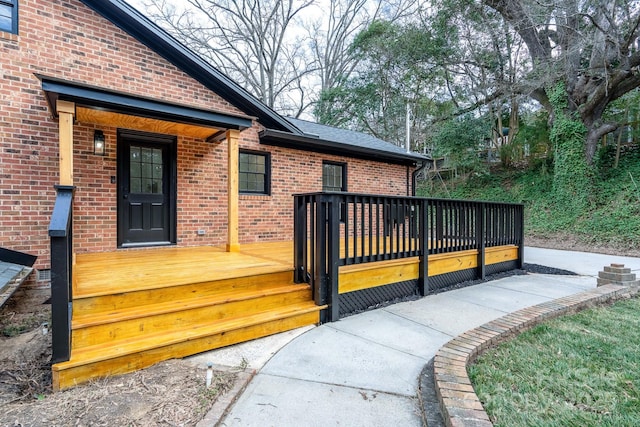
[117,130,176,248]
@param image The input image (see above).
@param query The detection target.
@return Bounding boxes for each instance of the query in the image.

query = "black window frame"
[0,0,17,35]
[323,161,347,222]
[239,149,271,195]
[322,161,347,192]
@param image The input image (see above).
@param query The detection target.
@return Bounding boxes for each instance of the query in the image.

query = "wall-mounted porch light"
[94,130,106,156]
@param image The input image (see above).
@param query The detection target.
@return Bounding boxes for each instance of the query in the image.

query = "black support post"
[49,185,75,364]
[517,205,525,269]
[293,195,306,284]
[327,194,341,322]
[314,196,327,308]
[418,199,429,296]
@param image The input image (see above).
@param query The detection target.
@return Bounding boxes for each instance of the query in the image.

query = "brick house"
[2,0,445,388]
[1,0,424,277]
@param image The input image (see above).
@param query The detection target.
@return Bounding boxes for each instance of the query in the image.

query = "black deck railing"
[294,192,524,321]
[48,185,75,364]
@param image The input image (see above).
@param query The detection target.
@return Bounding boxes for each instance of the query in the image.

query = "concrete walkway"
[197,248,640,427]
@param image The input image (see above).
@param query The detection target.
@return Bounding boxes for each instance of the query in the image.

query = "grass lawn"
[468,297,640,427]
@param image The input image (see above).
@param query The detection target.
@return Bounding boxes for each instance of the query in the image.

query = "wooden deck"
[73,241,295,298]
[54,240,519,390]
[71,236,480,297]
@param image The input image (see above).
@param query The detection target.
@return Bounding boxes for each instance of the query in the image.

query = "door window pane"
[130,146,163,194]
[130,178,141,193]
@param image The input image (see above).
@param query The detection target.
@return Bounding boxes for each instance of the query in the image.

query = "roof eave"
[39,75,253,131]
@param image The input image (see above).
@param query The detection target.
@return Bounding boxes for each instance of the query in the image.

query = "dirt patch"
[1,358,237,427]
[0,288,241,427]
[0,329,51,405]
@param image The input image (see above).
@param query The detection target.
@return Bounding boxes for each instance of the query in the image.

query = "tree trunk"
[508,97,519,141]
[584,128,600,164]
[584,121,618,164]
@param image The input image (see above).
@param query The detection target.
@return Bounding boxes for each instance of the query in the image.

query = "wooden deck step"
[53,302,325,390]
[58,245,322,391]
[73,283,311,328]
[72,269,295,314]
[71,284,313,349]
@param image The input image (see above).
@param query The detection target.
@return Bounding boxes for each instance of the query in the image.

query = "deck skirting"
[339,245,519,294]
[337,245,520,317]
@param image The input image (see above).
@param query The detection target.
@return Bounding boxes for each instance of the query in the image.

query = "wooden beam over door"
[56,100,75,186]
[226,129,240,252]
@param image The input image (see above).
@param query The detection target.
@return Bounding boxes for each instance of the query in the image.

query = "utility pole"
[406,102,411,153]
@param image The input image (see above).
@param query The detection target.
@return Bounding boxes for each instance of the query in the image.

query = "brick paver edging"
[432,284,639,427]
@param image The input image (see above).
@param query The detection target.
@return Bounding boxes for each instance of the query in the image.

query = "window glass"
[130,146,163,194]
[239,151,269,194]
[0,1,16,34]
[322,163,346,192]
[0,7,10,32]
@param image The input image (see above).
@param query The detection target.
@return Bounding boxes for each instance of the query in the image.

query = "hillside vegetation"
[418,145,640,254]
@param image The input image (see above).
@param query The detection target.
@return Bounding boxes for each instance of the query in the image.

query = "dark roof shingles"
[286,118,426,161]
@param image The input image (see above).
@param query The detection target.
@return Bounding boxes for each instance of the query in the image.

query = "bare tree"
[309,0,416,92]
[309,0,419,124]
[139,0,418,119]
[422,1,529,122]
[142,0,316,116]
[309,0,370,94]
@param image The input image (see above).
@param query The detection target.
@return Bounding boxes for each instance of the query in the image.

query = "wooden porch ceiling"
[76,107,222,140]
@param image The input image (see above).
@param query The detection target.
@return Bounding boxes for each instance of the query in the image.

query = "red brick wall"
[0,0,414,278]
[237,141,411,242]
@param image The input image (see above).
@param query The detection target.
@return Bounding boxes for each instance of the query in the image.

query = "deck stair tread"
[72,283,312,329]
[54,301,324,371]
[54,244,324,390]
[72,270,296,315]
[73,267,295,299]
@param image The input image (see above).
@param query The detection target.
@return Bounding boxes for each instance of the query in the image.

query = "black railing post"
[418,199,429,296]
[436,203,444,244]
[327,194,341,322]
[293,195,306,284]
[476,202,486,280]
[517,204,525,269]
[314,195,328,309]
[49,185,75,364]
